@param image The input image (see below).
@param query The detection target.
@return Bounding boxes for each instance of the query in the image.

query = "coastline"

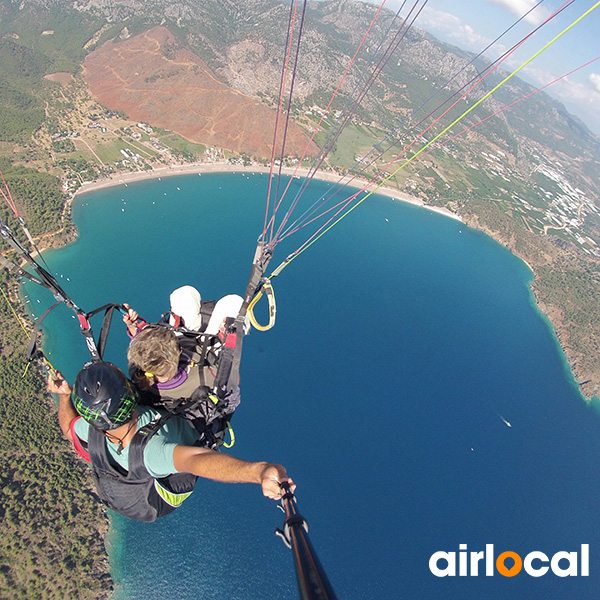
[71,161,597,398]
[69,162,598,401]
[74,161,463,223]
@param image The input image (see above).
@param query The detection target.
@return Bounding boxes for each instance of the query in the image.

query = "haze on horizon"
[369,0,600,135]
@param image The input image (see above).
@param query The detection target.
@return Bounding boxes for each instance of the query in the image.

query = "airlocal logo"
[429,544,589,577]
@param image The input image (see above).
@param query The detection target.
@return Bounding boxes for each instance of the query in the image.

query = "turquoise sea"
[25,172,600,599]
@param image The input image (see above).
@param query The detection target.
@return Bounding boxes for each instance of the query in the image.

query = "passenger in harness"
[49,362,293,523]
[127,326,239,449]
[122,285,248,449]
[167,285,249,336]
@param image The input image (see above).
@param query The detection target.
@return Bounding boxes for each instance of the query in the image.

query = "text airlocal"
[429,544,589,577]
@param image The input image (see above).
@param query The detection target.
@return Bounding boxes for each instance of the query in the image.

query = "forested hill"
[0,268,112,598]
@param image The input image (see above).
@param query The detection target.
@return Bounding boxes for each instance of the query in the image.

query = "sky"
[381,0,600,135]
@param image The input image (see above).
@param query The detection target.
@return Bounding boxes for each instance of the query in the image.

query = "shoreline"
[66,162,599,400]
[74,161,463,222]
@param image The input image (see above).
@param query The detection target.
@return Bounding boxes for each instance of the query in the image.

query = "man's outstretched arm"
[173,445,294,500]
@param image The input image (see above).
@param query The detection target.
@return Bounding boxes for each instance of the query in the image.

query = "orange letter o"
[496,551,523,577]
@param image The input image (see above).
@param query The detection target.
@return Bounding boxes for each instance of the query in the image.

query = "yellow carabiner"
[247,279,276,332]
[42,355,59,380]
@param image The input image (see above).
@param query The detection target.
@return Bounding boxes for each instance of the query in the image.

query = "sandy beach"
[75,161,463,222]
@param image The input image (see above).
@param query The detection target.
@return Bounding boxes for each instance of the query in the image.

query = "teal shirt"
[73,405,200,478]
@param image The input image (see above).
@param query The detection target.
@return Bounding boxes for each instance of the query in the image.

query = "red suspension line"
[263,0,302,241]
[273,1,425,245]
[271,0,389,212]
[0,168,20,217]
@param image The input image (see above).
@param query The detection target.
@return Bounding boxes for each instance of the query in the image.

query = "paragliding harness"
[147,241,280,449]
[71,414,197,522]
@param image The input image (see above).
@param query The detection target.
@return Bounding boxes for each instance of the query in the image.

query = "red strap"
[77,314,91,329]
[70,417,91,463]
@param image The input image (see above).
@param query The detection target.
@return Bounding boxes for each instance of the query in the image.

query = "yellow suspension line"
[0,285,29,335]
[1,285,58,378]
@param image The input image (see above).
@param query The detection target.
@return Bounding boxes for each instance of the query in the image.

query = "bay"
[25,172,600,599]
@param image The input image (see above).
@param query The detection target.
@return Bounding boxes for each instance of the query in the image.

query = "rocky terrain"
[83,26,316,157]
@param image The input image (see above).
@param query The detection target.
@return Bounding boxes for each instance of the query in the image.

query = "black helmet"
[73,362,137,431]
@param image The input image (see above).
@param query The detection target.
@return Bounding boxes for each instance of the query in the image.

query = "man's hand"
[48,372,77,441]
[47,372,72,396]
[122,303,141,336]
[173,446,295,500]
[260,464,296,500]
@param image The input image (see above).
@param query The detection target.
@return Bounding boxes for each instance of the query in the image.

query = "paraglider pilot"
[48,362,294,522]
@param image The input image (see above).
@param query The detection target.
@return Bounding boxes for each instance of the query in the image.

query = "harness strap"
[196,331,219,367]
[226,314,245,396]
[127,415,171,478]
[199,300,216,332]
[85,303,126,360]
[25,300,61,361]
